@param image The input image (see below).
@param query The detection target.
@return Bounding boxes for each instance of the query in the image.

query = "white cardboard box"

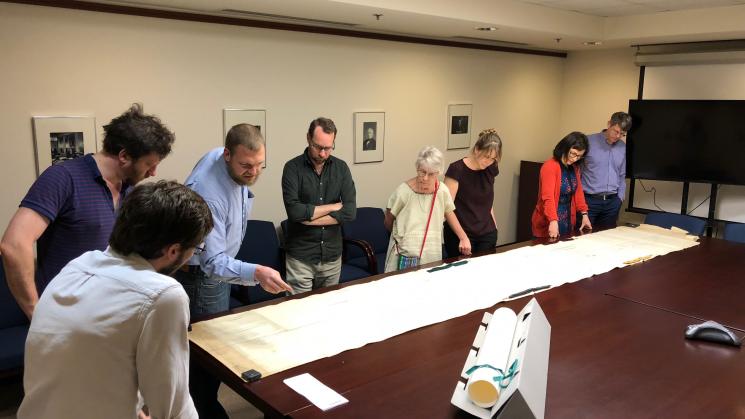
[451,298,551,419]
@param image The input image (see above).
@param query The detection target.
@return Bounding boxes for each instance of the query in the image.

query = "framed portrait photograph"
[223,108,267,168]
[354,111,385,163]
[447,104,473,150]
[32,116,97,176]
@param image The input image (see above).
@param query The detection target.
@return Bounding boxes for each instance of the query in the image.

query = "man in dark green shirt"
[281,117,357,293]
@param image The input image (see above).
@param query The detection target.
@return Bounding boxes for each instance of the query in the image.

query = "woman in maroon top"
[443,129,502,258]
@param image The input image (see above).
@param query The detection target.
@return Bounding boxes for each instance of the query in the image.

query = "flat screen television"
[627,99,745,185]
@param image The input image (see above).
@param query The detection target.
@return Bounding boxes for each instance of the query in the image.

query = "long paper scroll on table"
[189,226,698,378]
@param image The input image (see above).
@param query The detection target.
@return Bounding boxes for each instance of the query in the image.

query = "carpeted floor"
[0,377,263,419]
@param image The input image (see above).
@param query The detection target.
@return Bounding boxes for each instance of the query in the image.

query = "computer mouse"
[685,320,742,347]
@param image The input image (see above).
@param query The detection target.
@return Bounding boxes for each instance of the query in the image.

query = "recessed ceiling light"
[475,26,498,31]
[583,41,603,46]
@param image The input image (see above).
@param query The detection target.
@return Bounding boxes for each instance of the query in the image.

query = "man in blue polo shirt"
[0,104,175,319]
[581,111,632,230]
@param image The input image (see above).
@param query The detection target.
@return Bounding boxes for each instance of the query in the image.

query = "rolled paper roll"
[466,307,517,408]
[467,373,500,408]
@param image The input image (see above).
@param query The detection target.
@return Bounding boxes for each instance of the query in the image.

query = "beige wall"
[558,48,643,224]
[0,3,568,244]
[558,48,639,136]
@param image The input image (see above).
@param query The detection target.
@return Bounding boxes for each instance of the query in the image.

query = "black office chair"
[0,259,30,377]
[723,222,745,244]
[644,212,706,235]
[342,207,390,276]
[231,220,286,306]
[281,218,375,284]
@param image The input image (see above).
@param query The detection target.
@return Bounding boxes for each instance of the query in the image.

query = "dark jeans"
[443,223,498,258]
[174,268,230,419]
[174,268,231,317]
[585,194,623,230]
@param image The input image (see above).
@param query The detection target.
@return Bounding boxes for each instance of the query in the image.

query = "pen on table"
[508,284,550,299]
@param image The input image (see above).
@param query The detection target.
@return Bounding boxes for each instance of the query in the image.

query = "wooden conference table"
[190,236,745,418]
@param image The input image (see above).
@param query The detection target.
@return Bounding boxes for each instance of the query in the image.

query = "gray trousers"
[285,255,341,294]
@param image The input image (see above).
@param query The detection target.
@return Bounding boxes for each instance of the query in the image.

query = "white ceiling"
[519,0,745,17]
[86,0,745,51]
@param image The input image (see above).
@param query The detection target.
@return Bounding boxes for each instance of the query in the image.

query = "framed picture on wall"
[223,108,267,168]
[32,116,97,177]
[354,111,385,164]
[447,103,472,150]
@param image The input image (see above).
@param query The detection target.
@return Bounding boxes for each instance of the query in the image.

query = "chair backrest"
[236,220,282,272]
[235,220,285,304]
[342,207,390,258]
[723,222,745,244]
[0,259,29,329]
[280,219,289,246]
[644,212,706,235]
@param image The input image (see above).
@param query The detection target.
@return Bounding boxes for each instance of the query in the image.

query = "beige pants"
[285,255,341,294]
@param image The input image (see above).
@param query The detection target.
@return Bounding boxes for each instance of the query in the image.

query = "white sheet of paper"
[283,373,349,411]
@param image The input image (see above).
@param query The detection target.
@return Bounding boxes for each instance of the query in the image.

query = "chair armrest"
[343,238,378,274]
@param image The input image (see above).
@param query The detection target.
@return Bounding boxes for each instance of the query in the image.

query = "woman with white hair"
[383,146,472,273]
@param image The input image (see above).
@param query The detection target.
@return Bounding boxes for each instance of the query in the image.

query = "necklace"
[416,189,428,211]
[408,178,435,211]
[413,184,434,211]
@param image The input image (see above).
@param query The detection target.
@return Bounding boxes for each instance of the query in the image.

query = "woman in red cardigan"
[532,132,593,238]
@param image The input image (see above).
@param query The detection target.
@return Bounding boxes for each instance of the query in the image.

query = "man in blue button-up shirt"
[176,123,292,419]
[581,112,632,229]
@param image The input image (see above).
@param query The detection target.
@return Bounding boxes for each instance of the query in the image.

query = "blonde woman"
[443,129,502,256]
[384,146,471,273]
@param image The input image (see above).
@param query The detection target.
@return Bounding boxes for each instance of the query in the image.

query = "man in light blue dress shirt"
[175,123,292,418]
[581,112,632,229]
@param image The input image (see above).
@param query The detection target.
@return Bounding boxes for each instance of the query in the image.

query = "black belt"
[586,192,617,200]
[179,264,202,274]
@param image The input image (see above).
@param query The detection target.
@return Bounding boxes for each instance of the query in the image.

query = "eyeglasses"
[309,140,335,153]
[193,244,206,255]
[567,150,584,160]
[416,169,439,178]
